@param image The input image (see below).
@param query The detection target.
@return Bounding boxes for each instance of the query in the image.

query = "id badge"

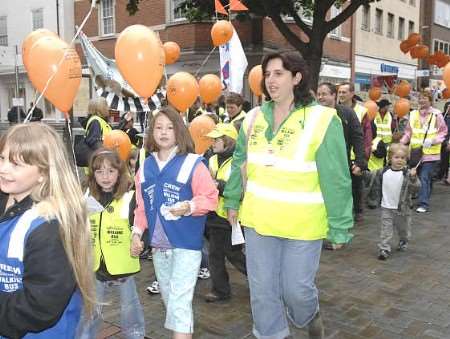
[263,144,276,166]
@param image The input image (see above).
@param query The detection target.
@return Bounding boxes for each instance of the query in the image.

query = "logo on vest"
[163,183,181,205]
[0,263,22,291]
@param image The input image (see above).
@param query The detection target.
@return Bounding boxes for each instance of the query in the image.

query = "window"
[0,16,7,46]
[361,5,370,31]
[409,0,416,6]
[32,8,44,30]
[329,5,341,36]
[100,0,115,35]
[170,0,187,21]
[375,9,383,34]
[435,0,450,28]
[398,17,405,40]
[387,13,394,38]
[432,39,450,54]
[408,21,415,35]
[434,39,439,52]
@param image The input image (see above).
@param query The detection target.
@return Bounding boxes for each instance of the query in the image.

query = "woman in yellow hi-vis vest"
[224,52,353,339]
[84,97,112,154]
[400,90,448,213]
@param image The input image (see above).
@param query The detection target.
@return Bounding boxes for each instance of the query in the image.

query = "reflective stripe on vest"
[409,110,440,155]
[374,112,392,143]
[209,154,232,219]
[90,191,140,275]
[350,103,368,160]
[239,105,335,240]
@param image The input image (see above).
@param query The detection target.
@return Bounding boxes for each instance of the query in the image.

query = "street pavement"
[99,183,450,339]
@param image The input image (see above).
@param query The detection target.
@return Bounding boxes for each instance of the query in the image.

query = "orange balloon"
[103,130,132,161]
[393,81,411,98]
[442,88,450,99]
[407,33,421,46]
[435,51,449,68]
[189,115,216,154]
[409,45,421,59]
[368,87,382,101]
[167,72,199,112]
[444,62,450,89]
[427,54,437,66]
[394,98,410,118]
[399,40,412,54]
[199,74,222,104]
[248,65,263,96]
[364,100,378,120]
[412,45,429,59]
[27,36,81,116]
[211,20,234,46]
[163,41,181,65]
[115,25,165,98]
[22,29,57,70]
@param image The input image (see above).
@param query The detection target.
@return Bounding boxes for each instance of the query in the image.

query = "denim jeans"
[418,161,438,209]
[76,276,145,339]
[244,227,322,339]
[153,248,201,334]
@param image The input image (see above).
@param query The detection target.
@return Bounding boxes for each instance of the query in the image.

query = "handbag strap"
[421,111,434,143]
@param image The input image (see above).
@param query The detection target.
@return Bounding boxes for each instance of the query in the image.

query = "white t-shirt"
[381,168,404,209]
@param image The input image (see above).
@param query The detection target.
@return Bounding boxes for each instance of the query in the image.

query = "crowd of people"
[0,50,449,339]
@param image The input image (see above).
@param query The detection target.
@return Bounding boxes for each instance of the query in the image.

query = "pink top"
[400,107,448,162]
[133,158,218,235]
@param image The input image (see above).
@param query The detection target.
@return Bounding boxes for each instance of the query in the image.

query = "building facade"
[73,0,353,116]
[419,0,450,89]
[0,0,74,121]
[353,0,421,92]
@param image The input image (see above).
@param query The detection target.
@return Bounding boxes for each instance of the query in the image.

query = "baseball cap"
[206,123,238,140]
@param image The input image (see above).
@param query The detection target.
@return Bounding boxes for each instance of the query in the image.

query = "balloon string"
[24,0,96,123]
[66,118,81,184]
[195,46,217,77]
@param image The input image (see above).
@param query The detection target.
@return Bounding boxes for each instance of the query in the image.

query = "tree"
[126,0,381,88]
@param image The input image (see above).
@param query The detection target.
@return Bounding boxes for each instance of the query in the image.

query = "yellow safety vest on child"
[239,105,335,240]
[368,137,385,171]
[90,191,140,275]
[209,154,233,219]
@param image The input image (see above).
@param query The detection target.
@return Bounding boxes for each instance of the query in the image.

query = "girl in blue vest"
[0,123,94,338]
[131,106,218,339]
[77,148,145,338]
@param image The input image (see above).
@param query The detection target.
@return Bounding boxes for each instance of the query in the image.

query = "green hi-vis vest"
[90,191,140,275]
[239,105,335,240]
[351,103,368,160]
[374,112,392,144]
[85,115,112,138]
[409,110,441,155]
[209,154,233,219]
[368,136,385,171]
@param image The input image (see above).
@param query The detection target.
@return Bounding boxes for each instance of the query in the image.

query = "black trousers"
[351,173,363,215]
[208,227,247,297]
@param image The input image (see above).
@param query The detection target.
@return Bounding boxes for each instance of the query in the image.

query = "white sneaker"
[146,281,160,294]
[198,268,210,280]
[416,206,428,213]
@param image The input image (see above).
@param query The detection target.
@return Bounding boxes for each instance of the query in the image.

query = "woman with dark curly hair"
[223,51,353,339]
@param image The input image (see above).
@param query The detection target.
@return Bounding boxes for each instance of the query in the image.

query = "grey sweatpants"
[378,207,411,252]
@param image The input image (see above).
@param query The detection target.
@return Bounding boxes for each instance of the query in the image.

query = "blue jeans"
[418,161,437,209]
[244,227,322,339]
[76,276,145,339]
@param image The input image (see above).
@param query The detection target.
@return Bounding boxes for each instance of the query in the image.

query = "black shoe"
[398,240,408,251]
[308,312,324,339]
[378,249,390,260]
[204,292,230,303]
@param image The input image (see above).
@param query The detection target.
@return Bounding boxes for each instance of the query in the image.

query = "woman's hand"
[227,209,238,226]
[130,234,144,257]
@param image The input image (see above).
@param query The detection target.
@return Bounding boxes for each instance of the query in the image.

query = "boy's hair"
[145,105,195,154]
[88,97,109,119]
[0,123,95,315]
[225,92,244,107]
[388,143,410,161]
[87,148,131,201]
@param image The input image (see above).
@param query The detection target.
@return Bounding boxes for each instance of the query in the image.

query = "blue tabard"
[140,153,207,250]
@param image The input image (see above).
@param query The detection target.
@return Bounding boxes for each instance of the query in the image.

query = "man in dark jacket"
[27,102,44,122]
[7,106,26,125]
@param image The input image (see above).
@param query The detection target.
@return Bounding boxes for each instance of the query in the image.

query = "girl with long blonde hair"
[0,123,94,338]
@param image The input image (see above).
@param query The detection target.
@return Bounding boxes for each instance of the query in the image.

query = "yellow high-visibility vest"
[368,137,385,171]
[90,191,140,275]
[239,105,335,240]
[374,112,392,144]
[350,103,368,160]
[209,154,233,219]
[86,115,112,138]
[409,110,441,155]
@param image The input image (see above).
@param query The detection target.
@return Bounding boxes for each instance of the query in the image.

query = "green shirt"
[223,101,353,244]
